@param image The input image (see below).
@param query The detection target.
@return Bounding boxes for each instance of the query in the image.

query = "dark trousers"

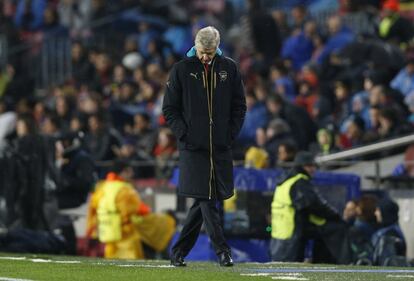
[271,221,352,264]
[171,199,230,257]
[306,221,352,264]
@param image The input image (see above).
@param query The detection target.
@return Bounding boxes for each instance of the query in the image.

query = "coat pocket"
[184,115,209,150]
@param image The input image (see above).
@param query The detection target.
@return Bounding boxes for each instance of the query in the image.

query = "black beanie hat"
[378,198,399,226]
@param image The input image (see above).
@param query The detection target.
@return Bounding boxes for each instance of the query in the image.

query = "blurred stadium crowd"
[0,0,414,259]
[1,0,414,172]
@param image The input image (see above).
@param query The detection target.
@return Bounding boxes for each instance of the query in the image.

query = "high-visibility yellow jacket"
[86,173,175,259]
[271,173,326,240]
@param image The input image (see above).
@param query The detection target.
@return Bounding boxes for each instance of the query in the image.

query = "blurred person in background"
[315,15,354,64]
[270,62,296,102]
[390,58,414,97]
[245,0,281,63]
[372,197,407,266]
[0,99,16,152]
[270,151,351,264]
[349,195,379,244]
[41,5,68,38]
[83,113,122,162]
[281,20,315,71]
[333,79,353,129]
[57,0,92,37]
[295,71,319,118]
[54,132,96,209]
[40,113,62,139]
[153,127,178,179]
[276,141,297,169]
[9,114,53,230]
[264,118,295,165]
[379,0,414,48]
[392,144,414,177]
[343,199,358,225]
[377,107,409,141]
[310,128,339,155]
[340,115,366,149]
[255,127,267,148]
[55,95,75,133]
[266,94,316,150]
[237,92,267,147]
[14,0,46,31]
[244,146,269,169]
[271,10,290,41]
[70,41,95,86]
[86,160,175,259]
[127,112,155,140]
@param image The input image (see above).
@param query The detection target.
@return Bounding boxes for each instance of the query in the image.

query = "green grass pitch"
[0,253,413,281]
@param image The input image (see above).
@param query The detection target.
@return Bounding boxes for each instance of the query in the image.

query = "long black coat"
[162,51,246,200]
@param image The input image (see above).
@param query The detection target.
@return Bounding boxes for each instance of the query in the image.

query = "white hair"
[195,26,220,50]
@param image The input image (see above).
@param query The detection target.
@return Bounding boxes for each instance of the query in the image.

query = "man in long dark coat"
[162,26,246,267]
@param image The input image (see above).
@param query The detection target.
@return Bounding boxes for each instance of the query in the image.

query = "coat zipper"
[204,60,216,200]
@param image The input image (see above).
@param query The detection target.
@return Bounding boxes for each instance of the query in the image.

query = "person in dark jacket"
[379,0,414,47]
[55,132,96,209]
[266,95,317,150]
[270,151,351,264]
[372,197,406,266]
[162,26,246,267]
[12,114,52,230]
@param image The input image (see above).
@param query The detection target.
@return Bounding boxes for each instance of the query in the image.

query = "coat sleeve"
[162,64,188,141]
[230,63,247,142]
[291,179,342,221]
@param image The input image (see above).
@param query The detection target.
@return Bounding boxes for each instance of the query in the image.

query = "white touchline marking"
[0,257,26,261]
[0,277,35,281]
[29,259,52,263]
[54,261,81,264]
[256,268,414,274]
[387,275,414,278]
[117,264,173,268]
[240,273,271,276]
[271,277,308,281]
[259,264,337,270]
[0,256,82,265]
[264,262,304,266]
[282,266,336,270]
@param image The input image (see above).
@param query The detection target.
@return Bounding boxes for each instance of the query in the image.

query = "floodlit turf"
[0,253,413,281]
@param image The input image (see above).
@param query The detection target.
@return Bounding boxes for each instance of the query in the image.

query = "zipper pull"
[210,118,213,125]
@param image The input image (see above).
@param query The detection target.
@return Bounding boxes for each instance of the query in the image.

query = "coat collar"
[185,46,223,58]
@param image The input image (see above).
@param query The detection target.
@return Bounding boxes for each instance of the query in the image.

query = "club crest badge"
[219,71,227,82]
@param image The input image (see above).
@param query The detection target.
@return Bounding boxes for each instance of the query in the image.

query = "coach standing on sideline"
[162,26,246,267]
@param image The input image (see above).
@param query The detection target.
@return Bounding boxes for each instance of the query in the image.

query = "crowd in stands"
[0,0,414,258]
[0,0,414,172]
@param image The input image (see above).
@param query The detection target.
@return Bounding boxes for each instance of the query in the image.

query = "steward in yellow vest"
[379,0,414,48]
[270,152,351,264]
[86,161,176,259]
